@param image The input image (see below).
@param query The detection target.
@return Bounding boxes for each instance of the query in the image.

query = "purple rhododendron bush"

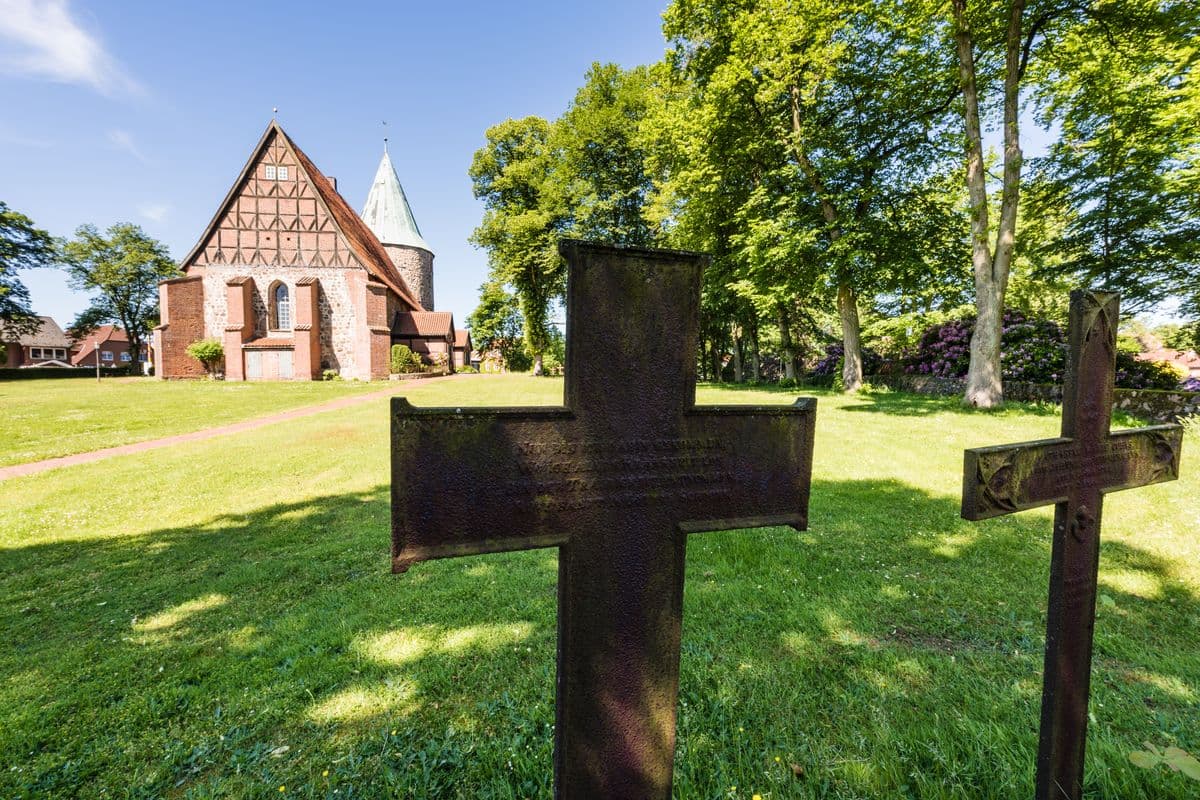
[901,311,1184,390]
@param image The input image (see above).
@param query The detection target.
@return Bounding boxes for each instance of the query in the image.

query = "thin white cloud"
[138,203,170,223]
[0,0,141,96]
[108,128,149,163]
[0,123,53,148]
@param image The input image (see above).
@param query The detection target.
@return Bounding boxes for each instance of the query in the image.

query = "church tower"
[361,147,435,310]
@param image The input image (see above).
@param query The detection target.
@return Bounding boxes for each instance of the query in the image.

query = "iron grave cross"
[391,240,816,799]
[961,290,1183,800]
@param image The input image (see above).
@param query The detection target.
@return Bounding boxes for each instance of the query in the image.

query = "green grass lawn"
[0,377,388,467]
[1,375,1196,798]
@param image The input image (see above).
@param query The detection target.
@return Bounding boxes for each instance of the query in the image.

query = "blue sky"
[0,0,670,328]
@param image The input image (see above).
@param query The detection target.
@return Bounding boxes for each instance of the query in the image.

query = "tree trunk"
[791,84,865,392]
[778,306,796,381]
[532,353,544,376]
[748,313,761,381]
[837,284,864,392]
[711,336,724,383]
[750,319,761,382]
[955,0,1024,408]
[731,322,743,383]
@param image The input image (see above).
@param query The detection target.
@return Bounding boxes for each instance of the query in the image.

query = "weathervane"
[382,119,388,153]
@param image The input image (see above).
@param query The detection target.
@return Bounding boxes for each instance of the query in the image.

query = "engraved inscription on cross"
[961,291,1183,800]
[391,240,816,799]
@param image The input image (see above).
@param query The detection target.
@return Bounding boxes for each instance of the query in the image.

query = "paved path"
[0,377,460,481]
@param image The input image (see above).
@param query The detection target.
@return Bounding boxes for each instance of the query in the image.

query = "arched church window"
[271,282,291,330]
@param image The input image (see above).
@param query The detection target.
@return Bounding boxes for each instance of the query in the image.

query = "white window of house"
[277,166,288,180]
[273,282,291,330]
[101,350,113,362]
[120,352,132,362]
[31,347,42,359]
[55,349,65,359]
[265,164,277,180]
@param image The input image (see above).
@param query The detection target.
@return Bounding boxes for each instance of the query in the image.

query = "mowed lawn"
[1,375,1196,799]
[0,378,387,467]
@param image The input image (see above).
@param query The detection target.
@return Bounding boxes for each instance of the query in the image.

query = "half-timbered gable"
[155,120,446,381]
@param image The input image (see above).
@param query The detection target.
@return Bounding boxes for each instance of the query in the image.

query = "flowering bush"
[905,317,975,378]
[907,311,1070,382]
[1115,352,1183,390]
[810,342,883,377]
[1183,377,1200,392]
[908,310,1195,390]
[998,312,1067,383]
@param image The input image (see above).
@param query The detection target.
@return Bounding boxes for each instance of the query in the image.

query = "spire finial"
[272,106,278,119]
[382,119,388,153]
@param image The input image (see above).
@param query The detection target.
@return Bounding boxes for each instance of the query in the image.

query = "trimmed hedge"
[0,367,134,380]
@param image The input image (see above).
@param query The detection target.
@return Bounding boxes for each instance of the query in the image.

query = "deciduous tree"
[0,201,56,337]
[61,223,177,368]
[469,117,569,375]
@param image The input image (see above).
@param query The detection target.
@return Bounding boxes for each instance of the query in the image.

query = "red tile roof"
[92,324,129,343]
[278,125,424,311]
[454,328,471,348]
[394,311,454,338]
[243,337,296,349]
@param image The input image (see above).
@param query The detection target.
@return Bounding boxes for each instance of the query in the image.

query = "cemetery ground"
[2,376,1196,798]
[0,378,386,467]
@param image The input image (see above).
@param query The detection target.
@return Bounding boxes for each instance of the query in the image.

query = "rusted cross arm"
[675,401,817,533]
[962,425,1184,521]
[391,401,579,571]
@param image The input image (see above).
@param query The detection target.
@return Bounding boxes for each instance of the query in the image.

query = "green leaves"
[61,222,177,362]
[1025,1,1200,313]
[0,201,56,335]
[1128,742,1200,782]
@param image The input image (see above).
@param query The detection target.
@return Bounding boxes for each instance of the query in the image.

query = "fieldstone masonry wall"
[383,244,434,310]
[199,264,361,377]
[868,373,1199,423]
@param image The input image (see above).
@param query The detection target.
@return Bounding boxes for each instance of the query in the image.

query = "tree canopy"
[0,202,56,338]
[466,0,1199,393]
[61,223,178,365]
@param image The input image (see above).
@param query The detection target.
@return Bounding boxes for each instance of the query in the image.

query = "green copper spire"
[361,149,433,254]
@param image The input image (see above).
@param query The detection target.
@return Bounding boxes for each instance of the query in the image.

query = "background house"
[1,316,73,368]
[71,325,148,370]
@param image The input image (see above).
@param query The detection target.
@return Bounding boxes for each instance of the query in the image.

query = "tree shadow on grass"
[838,390,1158,431]
[0,481,1195,799]
[838,390,1063,418]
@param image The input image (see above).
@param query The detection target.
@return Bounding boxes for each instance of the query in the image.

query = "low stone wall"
[388,368,450,381]
[1112,387,1200,423]
[866,374,1200,423]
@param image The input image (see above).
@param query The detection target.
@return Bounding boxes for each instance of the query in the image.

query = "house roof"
[361,149,433,254]
[179,120,424,312]
[454,328,471,348]
[393,310,454,338]
[91,325,129,344]
[0,316,71,348]
[1137,347,1200,370]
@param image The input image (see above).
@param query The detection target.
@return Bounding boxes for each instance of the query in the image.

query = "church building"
[155,120,465,380]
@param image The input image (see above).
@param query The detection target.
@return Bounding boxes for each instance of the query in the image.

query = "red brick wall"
[366,283,391,380]
[293,279,321,380]
[157,276,207,379]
